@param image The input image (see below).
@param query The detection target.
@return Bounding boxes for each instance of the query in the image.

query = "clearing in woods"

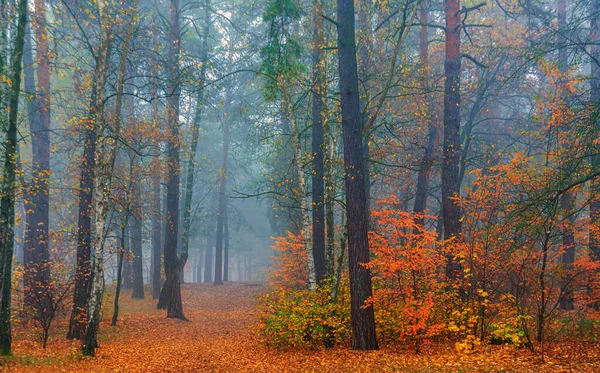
[1,283,599,372]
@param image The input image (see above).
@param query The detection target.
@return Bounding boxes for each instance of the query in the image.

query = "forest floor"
[1,283,600,372]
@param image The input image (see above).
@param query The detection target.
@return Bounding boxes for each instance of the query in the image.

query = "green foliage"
[256,278,352,348]
[259,0,304,101]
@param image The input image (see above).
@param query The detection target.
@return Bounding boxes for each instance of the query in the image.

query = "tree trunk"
[311,0,326,283]
[182,1,210,282]
[67,41,102,342]
[23,0,52,310]
[590,0,600,269]
[112,221,127,326]
[83,0,135,355]
[204,200,216,283]
[223,207,229,281]
[152,165,162,299]
[282,86,317,290]
[122,223,132,289]
[67,18,118,340]
[0,0,27,354]
[215,88,231,286]
[557,0,575,310]
[357,0,372,220]
[157,0,185,320]
[131,161,144,299]
[442,0,463,279]
[336,0,378,350]
[22,26,49,311]
[412,0,438,231]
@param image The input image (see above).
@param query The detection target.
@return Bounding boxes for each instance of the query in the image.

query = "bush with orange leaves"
[267,231,308,290]
[367,197,447,350]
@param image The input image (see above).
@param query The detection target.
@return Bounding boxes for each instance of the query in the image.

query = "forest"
[1,0,600,370]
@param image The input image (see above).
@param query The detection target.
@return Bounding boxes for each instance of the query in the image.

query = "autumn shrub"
[14,258,73,348]
[258,231,351,348]
[268,231,308,290]
[456,155,596,349]
[368,197,447,349]
[257,279,351,348]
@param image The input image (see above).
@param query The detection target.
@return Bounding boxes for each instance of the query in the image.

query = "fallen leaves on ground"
[1,283,599,372]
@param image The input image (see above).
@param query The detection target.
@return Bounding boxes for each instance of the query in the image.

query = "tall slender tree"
[214,87,231,286]
[442,0,463,278]
[337,0,378,350]
[23,0,52,309]
[261,0,317,289]
[82,0,136,355]
[311,0,326,283]
[181,0,210,283]
[413,0,438,231]
[131,158,144,299]
[157,0,185,319]
[0,0,27,354]
[558,0,575,310]
[590,0,600,268]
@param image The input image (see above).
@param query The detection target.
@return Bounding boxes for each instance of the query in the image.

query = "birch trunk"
[82,0,136,355]
[281,85,316,290]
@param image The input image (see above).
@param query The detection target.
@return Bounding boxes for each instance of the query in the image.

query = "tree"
[151,159,162,299]
[442,0,463,278]
[412,0,438,231]
[336,0,378,350]
[157,0,185,320]
[590,0,600,268]
[0,0,27,354]
[557,0,575,310]
[23,0,52,311]
[82,0,137,355]
[131,158,144,300]
[261,0,317,290]
[311,0,326,283]
[182,0,210,284]
[214,87,231,286]
[67,11,105,340]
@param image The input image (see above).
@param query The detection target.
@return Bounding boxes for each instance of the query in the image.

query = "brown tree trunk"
[122,223,133,289]
[214,99,230,286]
[152,164,162,299]
[357,0,372,218]
[157,0,185,319]
[412,0,438,230]
[223,208,229,281]
[590,0,600,268]
[558,0,575,310]
[181,0,210,278]
[0,0,27,354]
[22,26,51,312]
[112,220,128,326]
[337,0,378,350]
[131,160,144,299]
[23,0,51,310]
[204,198,216,283]
[311,0,326,283]
[442,0,463,279]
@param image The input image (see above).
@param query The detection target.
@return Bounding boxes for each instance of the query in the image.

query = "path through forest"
[2,283,599,372]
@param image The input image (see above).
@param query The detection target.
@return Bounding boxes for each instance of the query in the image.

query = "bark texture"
[337,0,378,350]
[0,0,27,354]
[311,0,326,283]
[442,0,463,279]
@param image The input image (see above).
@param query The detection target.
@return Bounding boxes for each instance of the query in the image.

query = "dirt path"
[2,283,599,372]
